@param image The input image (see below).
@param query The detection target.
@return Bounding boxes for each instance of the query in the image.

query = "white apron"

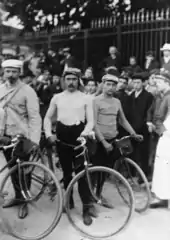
[152,115,170,200]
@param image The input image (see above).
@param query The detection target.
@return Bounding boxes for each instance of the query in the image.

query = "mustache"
[8,76,15,80]
[68,84,74,87]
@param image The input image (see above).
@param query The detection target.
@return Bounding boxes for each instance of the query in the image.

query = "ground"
[0,208,170,240]
[0,153,169,240]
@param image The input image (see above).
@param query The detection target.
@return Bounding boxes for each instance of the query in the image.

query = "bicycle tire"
[114,157,151,213]
[65,166,134,239]
[23,149,48,201]
[0,161,63,240]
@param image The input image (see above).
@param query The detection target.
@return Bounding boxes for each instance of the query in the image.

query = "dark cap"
[105,66,120,77]
[146,51,155,57]
[132,72,149,82]
[63,47,70,52]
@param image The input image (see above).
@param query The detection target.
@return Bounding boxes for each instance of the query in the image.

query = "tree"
[0,0,169,31]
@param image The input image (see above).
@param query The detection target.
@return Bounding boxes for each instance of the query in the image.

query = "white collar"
[135,89,143,98]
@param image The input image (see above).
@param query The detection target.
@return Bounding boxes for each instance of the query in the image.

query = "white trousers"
[152,133,170,200]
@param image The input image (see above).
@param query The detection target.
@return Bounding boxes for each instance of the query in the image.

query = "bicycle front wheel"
[0,161,63,240]
[114,157,151,213]
[65,166,134,239]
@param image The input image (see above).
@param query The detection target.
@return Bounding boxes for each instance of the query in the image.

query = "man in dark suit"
[144,51,160,72]
[100,46,121,74]
[128,72,153,178]
[60,47,80,72]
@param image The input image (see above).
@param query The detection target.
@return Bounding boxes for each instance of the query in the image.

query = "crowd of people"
[0,42,170,225]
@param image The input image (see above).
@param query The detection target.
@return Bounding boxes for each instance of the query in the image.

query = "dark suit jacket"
[61,55,80,71]
[128,89,153,132]
[144,59,160,72]
[101,55,121,71]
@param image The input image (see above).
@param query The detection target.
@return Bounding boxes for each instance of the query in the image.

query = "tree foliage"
[0,0,169,31]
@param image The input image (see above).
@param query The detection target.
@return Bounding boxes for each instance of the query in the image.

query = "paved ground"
[0,208,170,240]
[0,153,169,240]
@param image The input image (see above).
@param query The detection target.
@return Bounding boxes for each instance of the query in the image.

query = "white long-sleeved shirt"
[44,90,94,138]
[0,80,42,144]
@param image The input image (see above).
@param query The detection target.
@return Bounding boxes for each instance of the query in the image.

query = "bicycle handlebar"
[74,137,87,150]
[0,143,16,151]
[0,135,21,151]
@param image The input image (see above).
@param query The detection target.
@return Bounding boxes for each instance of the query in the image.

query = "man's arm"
[26,88,42,144]
[93,99,105,142]
[44,96,57,138]
[81,97,94,135]
[118,102,136,135]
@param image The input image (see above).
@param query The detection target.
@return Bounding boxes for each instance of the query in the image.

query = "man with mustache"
[44,68,95,226]
[0,59,41,219]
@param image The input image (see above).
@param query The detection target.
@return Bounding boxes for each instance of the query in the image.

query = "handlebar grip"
[74,137,86,150]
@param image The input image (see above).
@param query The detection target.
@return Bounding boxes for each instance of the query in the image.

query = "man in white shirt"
[44,68,95,226]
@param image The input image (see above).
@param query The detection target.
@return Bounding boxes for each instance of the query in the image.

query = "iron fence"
[2,8,170,72]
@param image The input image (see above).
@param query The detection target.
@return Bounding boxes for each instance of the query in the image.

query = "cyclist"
[93,74,143,206]
[44,67,95,226]
[0,59,41,219]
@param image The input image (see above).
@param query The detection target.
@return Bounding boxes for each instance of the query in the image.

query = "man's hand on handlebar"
[47,135,58,146]
[80,131,96,140]
[131,133,143,142]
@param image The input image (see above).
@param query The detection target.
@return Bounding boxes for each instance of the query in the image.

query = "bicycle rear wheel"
[65,166,134,239]
[0,161,63,240]
[114,157,151,213]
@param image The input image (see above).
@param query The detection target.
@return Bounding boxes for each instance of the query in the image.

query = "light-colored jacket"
[0,80,42,144]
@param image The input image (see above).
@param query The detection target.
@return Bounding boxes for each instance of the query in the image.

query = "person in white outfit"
[150,70,170,208]
[150,114,170,208]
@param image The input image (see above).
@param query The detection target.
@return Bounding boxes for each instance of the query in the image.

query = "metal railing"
[2,8,170,70]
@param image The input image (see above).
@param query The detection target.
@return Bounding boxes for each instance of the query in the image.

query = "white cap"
[160,43,170,51]
[102,74,118,83]
[1,59,23,69]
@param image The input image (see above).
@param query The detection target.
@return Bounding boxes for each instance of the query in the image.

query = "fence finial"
[105,17,109,27]
[160,8,165,19]
[94,19,97,28]
[102,18,105,28]
[128,13,131,23]
[124,12,127,24]
[155,9,159,19]
[132,12,136,23]
[109,16,112,26]
[141,11,144,22]
[150,11,154,21]
[98,18,101,28]
[136,11,140,22]
[166,8,170,19]
[146,11,149,21]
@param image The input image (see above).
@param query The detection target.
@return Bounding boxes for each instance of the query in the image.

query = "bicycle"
[57,136,135,239]
[0,135,63,240]
[113,135,151,213]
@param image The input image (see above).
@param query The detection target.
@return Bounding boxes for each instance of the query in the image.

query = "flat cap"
[1,59,23,69]
[63,67,81,78]
[132,72,149,81]
[102,74,118,83]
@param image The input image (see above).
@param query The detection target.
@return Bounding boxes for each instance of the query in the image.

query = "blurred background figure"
[85,78,97,95]
[160,43,170,72]
[128,56,142,74]
[144,51,160,72]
